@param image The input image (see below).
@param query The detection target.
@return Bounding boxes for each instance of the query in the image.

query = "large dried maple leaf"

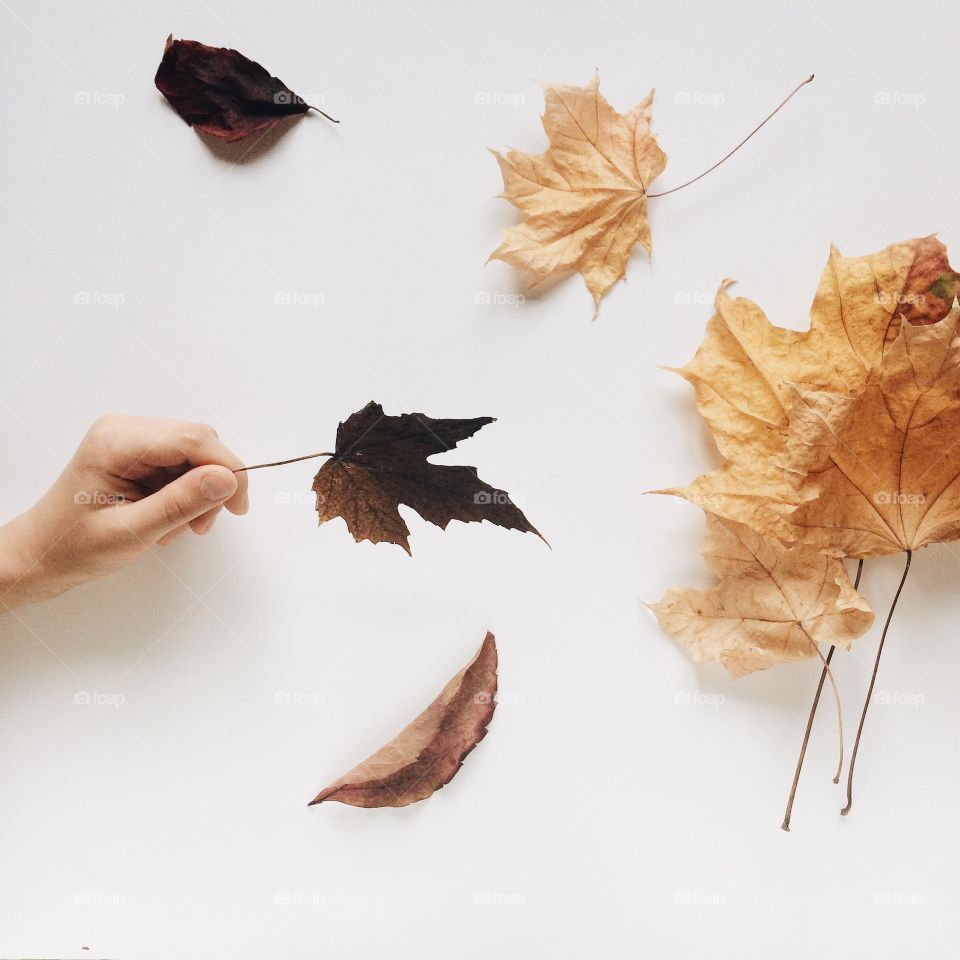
[489,73,667,310]
[781,305,960,557]
[659,236,960,541]
[311,632,497,808]
[312,402,544,554]
[155,35,334,142]
[651,513,872,677]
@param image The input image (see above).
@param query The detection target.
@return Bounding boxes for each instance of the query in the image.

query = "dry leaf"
[312,402,544,554]
[155,35,334,141]
[310,632,498,808]
[651,513,873,677]
[489,72,666,310]
[782,305,960,556]
[658,236,960,542]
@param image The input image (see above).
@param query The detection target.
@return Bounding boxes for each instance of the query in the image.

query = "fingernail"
[201,471,237,502]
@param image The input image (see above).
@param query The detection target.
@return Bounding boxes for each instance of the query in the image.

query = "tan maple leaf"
[650,513,873,678]
[780,304,960,557]
[658,236,960,542]
[488,72,667,310]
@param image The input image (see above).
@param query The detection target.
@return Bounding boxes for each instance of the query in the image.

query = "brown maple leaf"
[658,236,960,542]
[154,35,336,142]
[651,513,872,677]
[310,632,498,808]
[488,73,667,310]
[311,402,544,554]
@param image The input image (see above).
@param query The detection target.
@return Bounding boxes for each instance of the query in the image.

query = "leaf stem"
[841,549,912,817]
[308,104,339,124]
[647,74,814,200]
[234,452,335,473]
[781,559,863,832]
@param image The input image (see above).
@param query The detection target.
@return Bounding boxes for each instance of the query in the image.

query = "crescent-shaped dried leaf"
[657,236,960,542]
[312,401,544,554]
[650,513,873,678]
[310,632,498,808]
[489,72,666,311]
[155,35,317,142]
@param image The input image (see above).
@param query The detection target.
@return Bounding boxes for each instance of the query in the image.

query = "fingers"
[85,414,249,516]
[112,465,239,544]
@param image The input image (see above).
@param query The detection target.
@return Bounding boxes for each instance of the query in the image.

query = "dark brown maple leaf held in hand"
[155,35,337,142]
[236,402,545,553]
[311,632,498,808]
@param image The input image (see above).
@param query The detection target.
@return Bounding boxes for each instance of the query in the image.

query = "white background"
[2,0,959,956]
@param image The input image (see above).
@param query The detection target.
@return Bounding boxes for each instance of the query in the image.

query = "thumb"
[122,465,239,543]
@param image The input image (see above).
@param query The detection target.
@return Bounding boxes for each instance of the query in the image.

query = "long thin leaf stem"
[841,550,912,817]
[234,452,335,473]
[647,74,814,200]
[781,560,863,832]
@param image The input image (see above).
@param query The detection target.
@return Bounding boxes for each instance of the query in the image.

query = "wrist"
[0,509,53,612]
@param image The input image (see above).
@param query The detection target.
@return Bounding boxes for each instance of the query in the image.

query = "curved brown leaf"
[312,401,544,554]
[310,632,498,808]
[155,35,325,142]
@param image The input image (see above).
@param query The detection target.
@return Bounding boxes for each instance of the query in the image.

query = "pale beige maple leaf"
[650,513,873,678]
[488,72,667,310]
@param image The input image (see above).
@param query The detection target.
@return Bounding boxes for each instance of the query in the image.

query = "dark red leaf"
[154,35,334,142]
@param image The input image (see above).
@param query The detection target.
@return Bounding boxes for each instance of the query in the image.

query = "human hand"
[0,414,249,611]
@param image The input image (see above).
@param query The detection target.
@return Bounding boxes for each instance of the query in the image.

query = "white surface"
[2,1,959,956]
